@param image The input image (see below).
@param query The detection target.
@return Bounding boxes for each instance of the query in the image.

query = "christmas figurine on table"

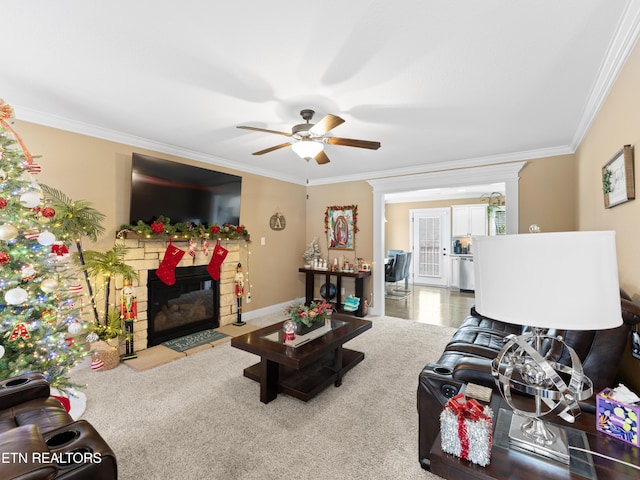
[120,278,137,359]
[233,263,246,326]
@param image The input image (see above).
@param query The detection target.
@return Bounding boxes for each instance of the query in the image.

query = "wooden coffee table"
[230,314,372,403]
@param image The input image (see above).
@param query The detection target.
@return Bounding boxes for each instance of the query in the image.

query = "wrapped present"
[596,387,639,447]
[440,393,493,466]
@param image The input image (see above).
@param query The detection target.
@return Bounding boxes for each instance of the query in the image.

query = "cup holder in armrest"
[46,430,80,448]
[4,377,31,388]
[428,364,453,376]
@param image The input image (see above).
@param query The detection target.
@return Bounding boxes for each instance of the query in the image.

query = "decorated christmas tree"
[0,99,89,391]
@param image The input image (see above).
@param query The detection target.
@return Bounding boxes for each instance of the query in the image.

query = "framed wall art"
[602,144,635,208]
[325,205,358,250]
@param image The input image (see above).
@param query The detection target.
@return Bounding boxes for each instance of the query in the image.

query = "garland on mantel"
[117,216,250,241]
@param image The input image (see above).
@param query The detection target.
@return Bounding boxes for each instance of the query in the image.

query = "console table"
[298,267,370,317]
[430,387,640,480]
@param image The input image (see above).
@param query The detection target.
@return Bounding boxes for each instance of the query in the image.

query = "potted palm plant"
[80,244,137,368]
[41,185,106,324]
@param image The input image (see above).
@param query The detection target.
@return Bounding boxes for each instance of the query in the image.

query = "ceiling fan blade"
[326,137,381,150]
[309,114,345,136]
[314,150,330,165]
[252,143,292,155]
[237,126,292,137]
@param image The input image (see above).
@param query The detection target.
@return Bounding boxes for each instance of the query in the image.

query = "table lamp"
[473,231,622,464]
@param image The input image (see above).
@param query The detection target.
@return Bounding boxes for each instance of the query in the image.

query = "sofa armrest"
[621,297,640,326]
[0,424,56,480]
[451,357,498,388]
[0,373,50,411]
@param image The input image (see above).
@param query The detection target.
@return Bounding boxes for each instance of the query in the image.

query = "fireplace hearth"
[147,265,220,346]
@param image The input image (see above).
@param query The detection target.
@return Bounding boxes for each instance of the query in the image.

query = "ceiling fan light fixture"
[291,139,324,160]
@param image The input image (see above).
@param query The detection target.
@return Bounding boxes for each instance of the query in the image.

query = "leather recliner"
[0,372,117,479]
[417,289,640,471]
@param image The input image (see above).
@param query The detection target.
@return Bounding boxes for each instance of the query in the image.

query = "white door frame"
[369,162,526,317]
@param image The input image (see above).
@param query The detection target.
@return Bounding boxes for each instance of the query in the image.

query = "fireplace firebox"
[147,265,219,346]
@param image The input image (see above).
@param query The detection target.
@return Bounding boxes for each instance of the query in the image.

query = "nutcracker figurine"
[233,263,246,326]
[120,278,137,359]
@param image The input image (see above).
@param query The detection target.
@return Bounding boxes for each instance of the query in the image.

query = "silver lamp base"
[509,414,570,464]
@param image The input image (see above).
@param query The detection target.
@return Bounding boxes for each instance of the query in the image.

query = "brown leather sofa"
[417,289,640,471]
[0,372,117,479]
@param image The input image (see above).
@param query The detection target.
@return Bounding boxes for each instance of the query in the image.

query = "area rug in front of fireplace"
[161,329,229,353]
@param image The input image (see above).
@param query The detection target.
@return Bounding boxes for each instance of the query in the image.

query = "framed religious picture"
[602,145,635,208]
[325,205,358,250]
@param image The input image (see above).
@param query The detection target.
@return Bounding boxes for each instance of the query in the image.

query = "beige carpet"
[124,322,261,371]
[71,315,452,480]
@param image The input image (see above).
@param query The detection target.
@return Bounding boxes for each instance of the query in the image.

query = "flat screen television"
[129,153,242,226]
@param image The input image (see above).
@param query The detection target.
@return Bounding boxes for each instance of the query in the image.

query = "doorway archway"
[368,161,526,317]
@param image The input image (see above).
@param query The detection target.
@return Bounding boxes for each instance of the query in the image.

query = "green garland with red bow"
[117,216,250,241]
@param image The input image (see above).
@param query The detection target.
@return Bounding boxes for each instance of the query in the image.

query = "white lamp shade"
[473,231,621,330]
[291,140,323,159]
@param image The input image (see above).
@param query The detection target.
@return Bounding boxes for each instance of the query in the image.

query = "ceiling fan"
[236,109,381,164]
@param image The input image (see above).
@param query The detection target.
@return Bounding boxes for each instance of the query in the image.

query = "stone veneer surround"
[118,236,243,350]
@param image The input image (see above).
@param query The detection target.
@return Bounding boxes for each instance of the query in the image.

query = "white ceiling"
[3,1,640,186]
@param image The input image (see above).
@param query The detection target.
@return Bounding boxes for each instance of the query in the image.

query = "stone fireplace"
[118,236,243,350]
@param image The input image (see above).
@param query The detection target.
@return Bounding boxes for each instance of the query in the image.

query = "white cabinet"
[452,205,488,237]
[450,257,460,288]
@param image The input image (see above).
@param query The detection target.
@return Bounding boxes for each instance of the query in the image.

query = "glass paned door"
[411,208,450,286]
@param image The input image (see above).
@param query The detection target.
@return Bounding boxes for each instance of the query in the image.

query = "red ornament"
[211,225,221,234]
[236,225,244,233]
[0,198,6,209]
[151,221,164,234]
[41,207,55,218]
[50,244,69,257]
[0,252,9,264]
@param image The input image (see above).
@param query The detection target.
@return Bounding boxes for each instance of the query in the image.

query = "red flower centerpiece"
[285,300,332,335]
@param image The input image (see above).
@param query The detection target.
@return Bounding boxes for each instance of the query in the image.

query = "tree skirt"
[51,387,87,420]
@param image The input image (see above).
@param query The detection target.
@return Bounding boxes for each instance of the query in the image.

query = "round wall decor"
[269,213,286,231]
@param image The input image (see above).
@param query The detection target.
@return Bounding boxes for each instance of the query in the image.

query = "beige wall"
[576,38,640,297]
[305,181,374,303]
[15,120,307,313]
[382,154,578,252]
[518,154,577,233]
[574,37,640,393]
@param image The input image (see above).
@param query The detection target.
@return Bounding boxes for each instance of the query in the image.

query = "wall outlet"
[246,293,251,303]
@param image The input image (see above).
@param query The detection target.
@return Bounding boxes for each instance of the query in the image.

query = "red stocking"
[207,241,228,280]
[156,239,185,285]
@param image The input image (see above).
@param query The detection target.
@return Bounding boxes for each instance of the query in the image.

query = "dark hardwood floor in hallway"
[384,285,475,329]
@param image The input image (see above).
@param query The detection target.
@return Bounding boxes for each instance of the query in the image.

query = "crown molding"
[13,105,306,186]
[309,145,569,186]
[570,0,640,150]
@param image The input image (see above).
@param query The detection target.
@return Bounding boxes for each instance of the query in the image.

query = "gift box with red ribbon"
[440,393,493,466]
